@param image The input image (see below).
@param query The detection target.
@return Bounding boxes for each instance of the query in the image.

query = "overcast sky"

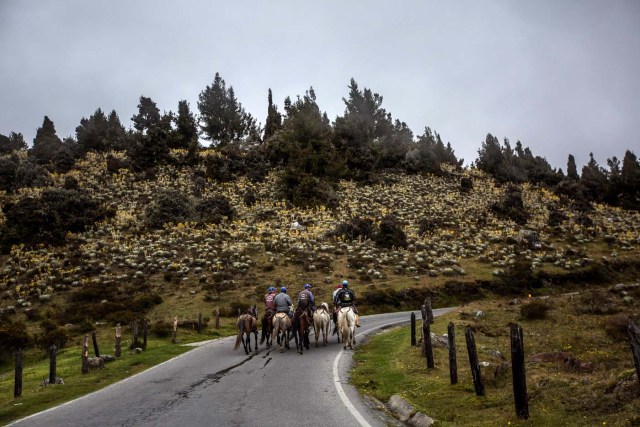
[1,0,639,169]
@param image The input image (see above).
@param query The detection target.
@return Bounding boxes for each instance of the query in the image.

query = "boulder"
[387,394,414,422]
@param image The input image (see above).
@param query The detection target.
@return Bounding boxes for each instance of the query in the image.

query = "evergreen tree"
[567,154,578,180]
[475,133,503,175]
[264,88,282,141]
[30,116,63,165]
[131,96,161,133]
[0,132,27,154]
[76,108,108,152]
[106,110,127,150]
[174,100,198,149]
[128,97,169,170]
[581,153,607,201]
[197,72,256,146]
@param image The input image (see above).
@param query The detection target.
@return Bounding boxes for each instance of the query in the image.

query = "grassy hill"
[0,149,639,422]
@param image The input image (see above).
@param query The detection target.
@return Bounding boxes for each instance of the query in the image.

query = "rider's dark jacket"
[335,288,356,307]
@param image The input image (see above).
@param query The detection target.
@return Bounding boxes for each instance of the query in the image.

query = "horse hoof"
[343,346,347,350]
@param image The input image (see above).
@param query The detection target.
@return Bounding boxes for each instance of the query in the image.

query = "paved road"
[11,308,453,427]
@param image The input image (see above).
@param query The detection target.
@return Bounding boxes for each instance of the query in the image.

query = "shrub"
[489,185,529,225]
[418,217,444,235]
[494,256,542,294]
[460,177,473,192]
[277,169,339,208]
[547,205,567,227]
[375,215,407,249]
[106,154,129,173]
[39,322,68,350]
[0,320,31,362]
[195,195,234,224]
[576,290,620,315]
[151,320,172,338]
[144,189,194,229]
[329,217,375,241]
[0,188,111,250]
[520,299,551,320]
[603,314,633,341]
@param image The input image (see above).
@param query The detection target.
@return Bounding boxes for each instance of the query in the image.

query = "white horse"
[272,312,291,353]
[313,302,331,347]
[337,306,356,350]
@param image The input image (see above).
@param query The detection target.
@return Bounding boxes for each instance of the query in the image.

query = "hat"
[342,280,349,287]
[304,283,312,289]
[280,286,287,293]
[268,286,275,292]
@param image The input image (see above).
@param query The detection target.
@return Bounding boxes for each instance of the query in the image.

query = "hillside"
[1,150,639,347]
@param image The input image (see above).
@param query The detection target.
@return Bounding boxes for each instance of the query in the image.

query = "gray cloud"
[1,0,639,169]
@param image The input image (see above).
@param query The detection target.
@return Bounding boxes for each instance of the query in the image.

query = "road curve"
[10,308,454,427]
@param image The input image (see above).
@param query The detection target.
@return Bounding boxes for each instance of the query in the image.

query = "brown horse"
[260,309,274,348]
[233,305,258,355]
[292,307,311,354]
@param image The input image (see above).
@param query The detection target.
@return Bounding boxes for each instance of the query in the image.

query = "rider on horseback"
[335,280,361,327]
[297,283,316,320]
[274,286,293,318]
[264,286,277,314]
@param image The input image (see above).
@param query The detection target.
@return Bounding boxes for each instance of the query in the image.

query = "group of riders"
[263,279,361,332]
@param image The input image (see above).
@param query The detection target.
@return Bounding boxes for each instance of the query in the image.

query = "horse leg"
[242,332,249,355]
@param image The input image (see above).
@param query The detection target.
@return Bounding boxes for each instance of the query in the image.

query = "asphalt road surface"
[11,308,453,427]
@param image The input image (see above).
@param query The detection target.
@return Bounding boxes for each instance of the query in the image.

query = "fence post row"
[81,334,90,374]
[49,344,57,385]
[92,331,100,357]
[510,324,529,419]
[14,348,22,398]
[172,316,178,343]
[142,319,148,350]
[465,326,485,396]
[115,323,122,357]
[629,321,640,388]
[448,322,458,385]
[198,312,202,333]
[423,320,435,369]
[410,312,416,347]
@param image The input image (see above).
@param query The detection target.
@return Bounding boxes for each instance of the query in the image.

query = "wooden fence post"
[115,323,121,357]
[410,312,416,346]
[14,349,22,398]
[629,321,640,390]
[448,322,458,385]
[424,297,434,324]
[172,316,178,344]
[423,321,435,369]
[81,334,89,374]
[198,312,202,333]
[49,344,57,385]
[130,319,140,349]
[142,319,148,350]
[510,323,529,419]
[91,331,100,357]
[465,326,485,396]
[215,308,220,329]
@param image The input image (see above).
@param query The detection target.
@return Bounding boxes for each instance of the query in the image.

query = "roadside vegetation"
[351,286,640,426]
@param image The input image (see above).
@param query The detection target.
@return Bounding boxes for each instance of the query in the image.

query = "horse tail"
[233,319,242,350]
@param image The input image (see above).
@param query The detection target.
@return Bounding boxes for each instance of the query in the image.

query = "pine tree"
[76,108,108,152]
[567,154,578,180]
[106,110,127,150]
[264,89,282,141]
[0,132,27,154]
[131,96,161,133]
[30,116,63,165]
[174,100,198,149]
[197,72,256,146]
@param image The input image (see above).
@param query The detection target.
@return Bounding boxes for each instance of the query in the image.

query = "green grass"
[0,325,236,425]
[351,294,640,426]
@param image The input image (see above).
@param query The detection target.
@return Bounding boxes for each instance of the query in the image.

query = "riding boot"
[356,315,361,327]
